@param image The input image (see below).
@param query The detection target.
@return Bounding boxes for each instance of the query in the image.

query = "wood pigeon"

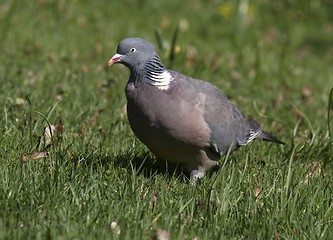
[107,37,284,181]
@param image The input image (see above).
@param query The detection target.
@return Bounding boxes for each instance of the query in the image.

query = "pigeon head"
[108,38,172,90]
[108,38,157,71]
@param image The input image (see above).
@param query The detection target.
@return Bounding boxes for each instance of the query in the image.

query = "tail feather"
[257,131,285,145]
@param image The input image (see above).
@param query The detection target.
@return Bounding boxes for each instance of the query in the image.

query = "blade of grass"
[26,96,33,151]
[168,23,179,67]
[154,30,164,52]
[285,144,296,198]
[327,87,333,138]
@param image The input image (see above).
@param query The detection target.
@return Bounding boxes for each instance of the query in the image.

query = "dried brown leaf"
[254,186,263,206]
[254,186,262,198]
[120,104,127,119]
[302,87,312,98]
[44,124,56,146]
[292,108,303,121]
[152,228,171,240]
[14,98,26,106]
[91,111,99,128]
[262,27,278,44]
[81,64,88,73]
[55,95,64,102]
[110,221,121,235]
[48,53,58,63]
[301,87,315,105]
[184,215,192,226]
[161,16,171,29]
[81,121,87,140]
[304,161,325,185]
[149,189,157,210]
[22,151,49,163]
[98,127,104,136]
[185,46,197,68]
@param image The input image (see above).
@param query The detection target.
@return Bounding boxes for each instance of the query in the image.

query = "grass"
[0,0,333,239]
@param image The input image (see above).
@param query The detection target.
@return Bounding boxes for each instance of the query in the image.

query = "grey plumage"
[108,37,284,180]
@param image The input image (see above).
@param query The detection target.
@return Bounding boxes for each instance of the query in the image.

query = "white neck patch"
[145,70,173,90]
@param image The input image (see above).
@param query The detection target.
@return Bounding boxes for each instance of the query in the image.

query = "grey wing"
[168,71,262,155]
[201,84,262,155]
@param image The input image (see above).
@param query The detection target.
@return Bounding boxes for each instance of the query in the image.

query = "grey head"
[108,38,165,72]
[108,38,172,89]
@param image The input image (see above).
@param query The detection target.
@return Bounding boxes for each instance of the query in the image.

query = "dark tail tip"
[258,131,285,145]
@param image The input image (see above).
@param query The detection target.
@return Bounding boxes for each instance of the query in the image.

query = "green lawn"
[1,0,333,239]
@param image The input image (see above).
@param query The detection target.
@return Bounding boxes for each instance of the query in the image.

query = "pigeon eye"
[130,48,136,53]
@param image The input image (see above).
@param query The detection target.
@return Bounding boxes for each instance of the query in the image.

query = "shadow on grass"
[73,150,190,182]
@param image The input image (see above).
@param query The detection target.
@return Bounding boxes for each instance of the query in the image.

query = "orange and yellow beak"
[107,54,123,67]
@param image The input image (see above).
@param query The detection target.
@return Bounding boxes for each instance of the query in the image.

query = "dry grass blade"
[56,116,63,144]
